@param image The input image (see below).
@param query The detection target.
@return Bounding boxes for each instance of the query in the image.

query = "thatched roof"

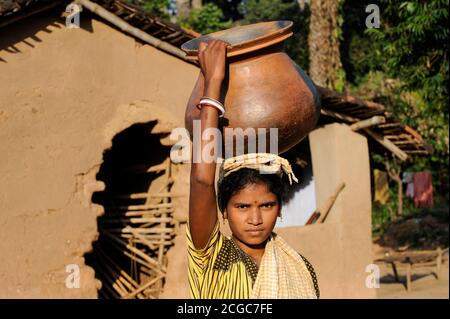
[318,86,431,161]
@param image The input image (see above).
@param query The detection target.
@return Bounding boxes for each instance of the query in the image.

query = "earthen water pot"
[181,21,321,156]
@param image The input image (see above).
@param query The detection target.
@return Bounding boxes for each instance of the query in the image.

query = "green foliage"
[125,0,170,19]
[238,0,310,70]
[345,0,449,204]
[179,3,232,35]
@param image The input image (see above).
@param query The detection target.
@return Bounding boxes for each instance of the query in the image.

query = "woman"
[187,39,319,299]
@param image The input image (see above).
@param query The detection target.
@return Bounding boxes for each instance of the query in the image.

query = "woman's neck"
[231,235,267,267]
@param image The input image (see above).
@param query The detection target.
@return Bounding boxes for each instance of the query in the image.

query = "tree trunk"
[176,0,202,19]
[384,160,403,218]
[308,0,343,90]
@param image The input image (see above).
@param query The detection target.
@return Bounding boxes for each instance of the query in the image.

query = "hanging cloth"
[413,171,434,208]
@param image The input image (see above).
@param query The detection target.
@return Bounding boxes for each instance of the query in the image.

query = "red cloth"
[413,171,434,208]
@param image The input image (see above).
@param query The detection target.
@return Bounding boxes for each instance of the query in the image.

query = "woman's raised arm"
[188,40,228,249]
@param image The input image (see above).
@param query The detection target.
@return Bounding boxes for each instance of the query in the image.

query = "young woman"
[187,39,319,299]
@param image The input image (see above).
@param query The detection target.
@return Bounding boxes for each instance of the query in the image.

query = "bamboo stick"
[105,203,172,211]
[111,192,184,200]
[104,209,174,217]
[124,231,173,250]
[100,217,173,224]
[350,116,385,131]
[100,277,122,299]
[95,246,145,294]
[317,182,346,223]
[100,239,159,277]
[122,250,158,271]
[364,128,409,161]
[305,211,321,225]
[392,140,417,145]
[146,178,175,206]
[93,256,133,296]
[102,230,166,273]
[92,261,128,297]
[116,234,174,246]
[404,150,429,154]
[377,122,405,129]
[106,227,175,234]
[109,229,173,238]
[124,275,164,299]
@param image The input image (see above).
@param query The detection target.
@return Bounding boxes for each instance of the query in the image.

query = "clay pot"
[181,21,320,156]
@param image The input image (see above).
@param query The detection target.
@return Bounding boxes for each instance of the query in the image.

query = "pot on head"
[182,20,320,157]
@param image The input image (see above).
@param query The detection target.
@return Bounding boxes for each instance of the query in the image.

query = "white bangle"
[198,98,225,117]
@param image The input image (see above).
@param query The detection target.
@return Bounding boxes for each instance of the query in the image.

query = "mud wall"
[0,11,196,298]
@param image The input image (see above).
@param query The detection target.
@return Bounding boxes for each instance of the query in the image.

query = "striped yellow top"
[187,221,257,299]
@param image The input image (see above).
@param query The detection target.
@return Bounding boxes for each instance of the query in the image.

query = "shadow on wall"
[0,5,94,63]
[85,121,176,299]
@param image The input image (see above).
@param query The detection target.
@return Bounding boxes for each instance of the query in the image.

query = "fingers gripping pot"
[182,21,321,156]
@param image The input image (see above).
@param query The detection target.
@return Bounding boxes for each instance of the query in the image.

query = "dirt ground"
[373,244,449,299]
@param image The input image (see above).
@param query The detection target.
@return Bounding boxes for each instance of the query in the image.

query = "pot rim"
[181,20,293,60]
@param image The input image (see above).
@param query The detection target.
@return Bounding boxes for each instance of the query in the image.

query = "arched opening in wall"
[85,121,175,299]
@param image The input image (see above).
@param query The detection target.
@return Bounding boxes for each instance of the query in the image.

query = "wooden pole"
[350,116,386,131]
[317,182,346,223]
[124,275,165,299]
[321,109,409,161]
[365,129,409,161]
[305,211,321,225]
[105,203,172,211]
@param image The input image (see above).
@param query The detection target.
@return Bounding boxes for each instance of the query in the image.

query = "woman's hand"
[198,40,229,84]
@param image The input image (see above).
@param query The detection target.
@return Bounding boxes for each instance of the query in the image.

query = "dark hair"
[217,168,289,212]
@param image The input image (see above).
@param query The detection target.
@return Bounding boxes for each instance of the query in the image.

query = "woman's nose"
[248,208,263,225]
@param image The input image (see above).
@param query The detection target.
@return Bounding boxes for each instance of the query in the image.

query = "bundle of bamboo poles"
[92,158,175,299]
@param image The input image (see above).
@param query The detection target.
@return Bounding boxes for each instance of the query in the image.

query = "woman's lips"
[246,229,264,236]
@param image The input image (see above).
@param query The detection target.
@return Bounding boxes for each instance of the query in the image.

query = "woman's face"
[225,182,280,248]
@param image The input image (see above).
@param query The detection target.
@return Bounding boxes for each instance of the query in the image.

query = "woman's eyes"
[236,204,274,209]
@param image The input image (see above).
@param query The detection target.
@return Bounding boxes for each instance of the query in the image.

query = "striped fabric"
[187,221,253,298]
[186,221,320,299]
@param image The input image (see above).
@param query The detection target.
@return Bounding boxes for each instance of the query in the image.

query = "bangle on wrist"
[197,97,225,117]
